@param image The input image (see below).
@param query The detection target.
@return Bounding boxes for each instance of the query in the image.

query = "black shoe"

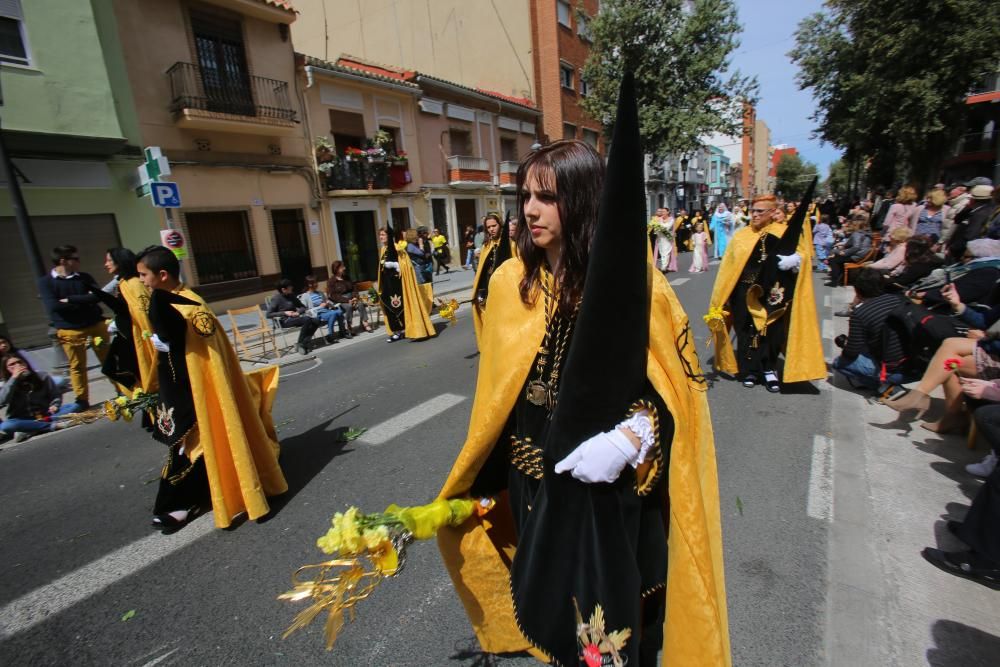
[921,547,1000,590]
[295,342,309,355]
[75,398,90,411]
[763,371,781,393]
[387,332,403,343]
[946,520,965,539]
[343,329,354,339]
[741,374,757,388]
[152,506,200,534]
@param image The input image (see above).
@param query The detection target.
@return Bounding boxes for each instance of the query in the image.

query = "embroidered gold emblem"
[767,282,785,306]
[574,599,631,667]
[390,294,402,309]
[138,293,151,314]
[192,311,216,337]
[156,404,176,437]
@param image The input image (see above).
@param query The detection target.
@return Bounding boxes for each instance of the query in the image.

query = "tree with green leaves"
[824,158,849,199]
[790,0,1000,188]
[775,153,818,201]
[580,0,758,160]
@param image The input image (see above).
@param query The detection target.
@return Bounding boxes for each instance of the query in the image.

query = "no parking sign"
[160,229,188,260]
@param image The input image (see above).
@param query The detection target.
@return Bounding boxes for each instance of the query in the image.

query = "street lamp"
[679,156,689,212]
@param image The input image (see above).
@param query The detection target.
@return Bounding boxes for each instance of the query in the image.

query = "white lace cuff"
[619,409,655,468]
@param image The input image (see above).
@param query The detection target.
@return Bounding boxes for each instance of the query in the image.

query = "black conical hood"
[753,177,818,299]
[497,210,513,265]
[384,223,398,262]
[546,72,647,460]
[774,177,818,257]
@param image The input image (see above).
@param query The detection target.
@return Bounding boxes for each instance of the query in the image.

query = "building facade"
[941,71,1000,185]
[753,118,772,195]
[706,146,731,208]
[0,0,161,345]
[113,0,330,310]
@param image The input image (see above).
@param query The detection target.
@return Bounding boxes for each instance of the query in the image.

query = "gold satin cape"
[707,221,825,383]
[379,247,436,340]
[436,260,731,666]
[119,276,158,394]
[171,286,288,528]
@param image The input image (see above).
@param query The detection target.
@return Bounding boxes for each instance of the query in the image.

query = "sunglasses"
[750,208,772,215]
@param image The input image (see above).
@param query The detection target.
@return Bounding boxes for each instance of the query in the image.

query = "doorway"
[271,208,311,290]
[336,210,378,282]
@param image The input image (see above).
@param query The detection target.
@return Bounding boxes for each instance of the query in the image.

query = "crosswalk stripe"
[669,277,689,286]
[807,434,835,522]
[359,393,467,445]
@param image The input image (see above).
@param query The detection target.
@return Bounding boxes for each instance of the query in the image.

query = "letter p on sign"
[151,181,181,208]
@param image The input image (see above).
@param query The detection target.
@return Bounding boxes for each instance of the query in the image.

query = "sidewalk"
[821,284,1000,665]
[21,267,479,407]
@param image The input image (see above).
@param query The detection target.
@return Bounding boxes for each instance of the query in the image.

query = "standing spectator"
[0,353,75,442]
[431,227,452,274]
[327,261,373,333]
[826,215,873,286]
[462,225,475,269]
[266,279,320,355]
[941,182,972,245]
[37,244,110,409]
[415,227,435,284]
[831,268,908,390]
[869,188,894,233]
[882,186,918,235]
[948,183,995,260]
[910,188,949,239]
[813,214,835,271]
[472,222,486,271]
[299,275,346,342]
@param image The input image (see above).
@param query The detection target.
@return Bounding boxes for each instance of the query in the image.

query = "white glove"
[777,252,802,272]
[106,320,118,335]
[554,428,639,484]
[150,333,171,353]
[383,261,400,270]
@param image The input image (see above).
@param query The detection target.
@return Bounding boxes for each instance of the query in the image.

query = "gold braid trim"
[627,399,665,497]
[510,436,544,481]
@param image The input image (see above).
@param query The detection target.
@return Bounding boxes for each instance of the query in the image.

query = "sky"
[733,0,840,177]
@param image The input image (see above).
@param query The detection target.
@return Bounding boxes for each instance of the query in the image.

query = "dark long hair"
[107,247,138,279]
[515,140,604,315]
[1,352,38,384]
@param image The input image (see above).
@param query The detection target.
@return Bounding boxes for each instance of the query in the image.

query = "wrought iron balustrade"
[167,62,297,122]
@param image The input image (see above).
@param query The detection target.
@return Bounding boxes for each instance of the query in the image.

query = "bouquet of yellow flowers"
[103,389,159,422]
[435,298,460,325]
[280,497,493,650]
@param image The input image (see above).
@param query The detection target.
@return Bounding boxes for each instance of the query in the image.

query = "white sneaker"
[966,451,998,478]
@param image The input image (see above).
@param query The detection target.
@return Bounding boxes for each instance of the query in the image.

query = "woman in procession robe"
[472,212,514,344]
[377,226,435,343]
[435,75,729,667]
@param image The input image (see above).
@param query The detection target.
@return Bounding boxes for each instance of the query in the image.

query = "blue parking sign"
[151,181,181,208]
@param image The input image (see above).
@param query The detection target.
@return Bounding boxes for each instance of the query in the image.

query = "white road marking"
[141,647,182,667]
[0,393,469,641]
[807,435,835,522]
[0,516,215,641]
[824,295,832,308]
[669,278,689,286]
[822,319,835,341]
[358,393,467,445]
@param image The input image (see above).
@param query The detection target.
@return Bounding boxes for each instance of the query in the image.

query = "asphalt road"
[0,252,831,666]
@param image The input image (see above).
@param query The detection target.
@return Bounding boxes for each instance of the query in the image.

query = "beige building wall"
[754,118,772,195]
[113,0,329,308]
[291,0,534,100]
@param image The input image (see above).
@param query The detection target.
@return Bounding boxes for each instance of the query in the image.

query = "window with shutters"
[0,0,30,66]
[189,9,254,116]
[185,210,259,284]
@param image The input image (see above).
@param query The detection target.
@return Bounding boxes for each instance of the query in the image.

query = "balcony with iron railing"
[167,62,298,135]
[498,161,519,189]
[955,131,999,156]
[447,155,491,187]
[970,73,1000,97]
[319,157,393,196]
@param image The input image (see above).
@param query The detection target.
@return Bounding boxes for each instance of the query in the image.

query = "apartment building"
[112,0,329,309]
[753,118,772,196]
[942,70,1000,184]
[0,0,161,345]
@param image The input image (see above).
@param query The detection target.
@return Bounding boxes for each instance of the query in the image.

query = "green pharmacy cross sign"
[136,147,172,197]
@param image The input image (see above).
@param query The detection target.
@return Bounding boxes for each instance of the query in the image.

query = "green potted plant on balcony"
[315,136,336,164]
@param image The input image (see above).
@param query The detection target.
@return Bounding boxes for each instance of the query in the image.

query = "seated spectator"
[299,275,346,343]
[826,214,873,285]
[907,238,1000,309]
[910,188,949,240]
[813,214,834,271]
[327,260,373,333]
[922,403,1000,590]
[868,227,912,273]
[0,353,75,442]
[962,382,1000,477]
[832,268,909,390]
[883,236,944,292]
[266,279,320,355]
[883,282,1000,433]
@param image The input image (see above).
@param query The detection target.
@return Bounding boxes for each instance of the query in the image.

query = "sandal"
[763,371,781,393]
[741,374,757,388]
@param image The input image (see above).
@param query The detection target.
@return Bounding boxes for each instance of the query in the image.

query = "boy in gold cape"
[136,246,287,532]
[436,75,729,666]
[707,193,825,392]
[377,226,435,342]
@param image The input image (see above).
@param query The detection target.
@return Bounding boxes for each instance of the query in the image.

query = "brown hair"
[330,260,347,279]
[926,188,948,208]
[896,186,918,205]
[1,352,35,383]
[515,140,603,316]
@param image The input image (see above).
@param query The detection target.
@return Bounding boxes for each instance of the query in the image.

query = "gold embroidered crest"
[192,311,216,337]
[574,599,631,667]
[390,294,402,309]
[156,404,176,437]
[767,282,785,307]
[138,293,151,314]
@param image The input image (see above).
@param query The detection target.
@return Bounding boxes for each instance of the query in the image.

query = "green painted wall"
[3,0,124,140]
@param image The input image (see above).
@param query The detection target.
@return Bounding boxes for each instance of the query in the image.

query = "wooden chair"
[842,233,882,286]
[227,305,280,360]
[354,280,382,328]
